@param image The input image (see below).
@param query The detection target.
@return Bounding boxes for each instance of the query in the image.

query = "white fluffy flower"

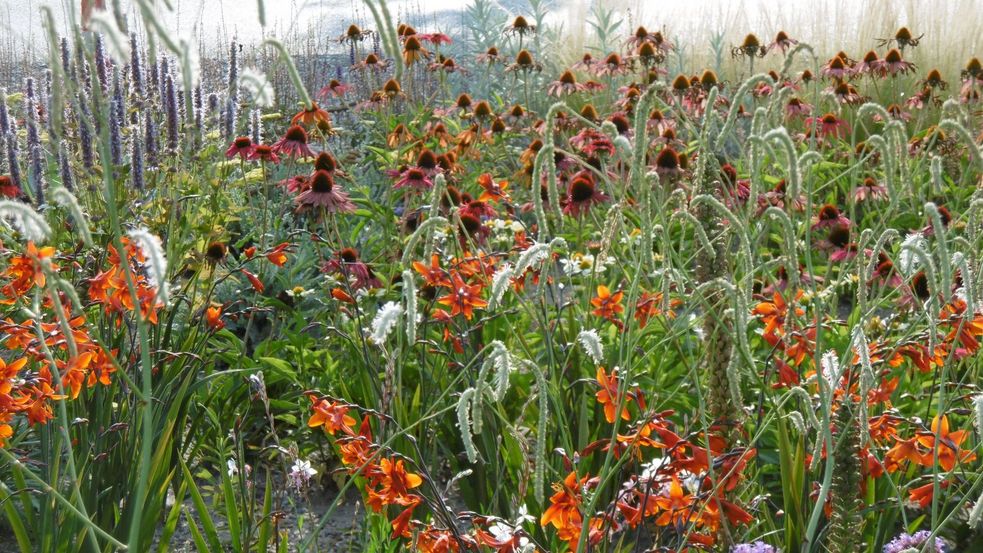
[369,301,402,346]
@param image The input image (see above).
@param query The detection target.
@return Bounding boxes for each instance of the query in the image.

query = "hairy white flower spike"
[820,350,842,393]
[970,490,983,528]
[577,329,604,365]
[370,301,402,346]
[974,394,983,439]
[898,232,925,275]
[487,263,514,309]
[0,200,51,242]
[239,68,275,108]
[127,228,169,303]
[457,387,478,463]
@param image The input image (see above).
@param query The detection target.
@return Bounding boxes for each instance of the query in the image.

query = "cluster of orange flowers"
[88,238,164,324]
[541,368,756,551]
[0,243,116,446]
[308,395,538,552]
[591,285,681,330]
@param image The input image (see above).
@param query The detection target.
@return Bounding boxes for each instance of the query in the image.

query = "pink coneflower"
[582,79,605,93]
[906,87,934,110]
[547,70,587,97]
[563,173,608,217]
[461,199,496,219]
[828,81,864,105]
[820,224,858,262]
[393,167,434,191]
[323,248,381,290]
[248,144,281,164]
[869,252,903,288]
[821,55,853,80]
[279,174,310,193]
[225,136,255,160]
[294,170,355,214]
[785,97,812,117]
[475,46,500,65]
[873,103,912,122]
[806,113,851,140]
[572,53,595,71]
[569,128,615,157]
[921,205,952,236]
[457,212,490,245]
[647,109,674,135]
[593,53,630,77]
[653,146,682,178]
[755,179,805,215]
[874,49,916,76]
[852,50,881,76]
[272,125,316,159]
[853,177,887,202]
[767,31,798,54]
[812,203,851,230]
[418,33,452,45]
[318,79,352,99]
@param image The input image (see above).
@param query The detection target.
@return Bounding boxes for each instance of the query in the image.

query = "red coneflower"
[548,70,586,97]
[821,54,853,80]
[653,146,682,177]
[248,144,281,164]
[767,31,798,54]
[594,53,629,77]
[279,174,310,193]
[821,224,858,262]
[874,49,916,77]
[272,125,315,159]
[393,167,434,191]
[402,36,429,66]
[225,136,255,160]
[785,97,813,117]
[563,172,609,217]
[294,170,355,214]
[852,50,880,76]
[806,113,851,140]
[812,203,851,230]
[476,46,500,64]
[418,33,452,45]
[853,177,887,202]
[828,81,864,105]
[291,102,331,128]
[323,248,381,290]
[318,79,353,99]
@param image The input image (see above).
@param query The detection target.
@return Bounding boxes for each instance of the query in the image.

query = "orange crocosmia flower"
[436,272,487,320]
[939,298,983,355]
[866,377,898,406]
[241,268,265,293]
[205,306,225,331]
[265,243,293,267]
[367,458,423,510]
[595,366,633,423]
[908,480,950,509]
[915,415,977,471]
[751,289,804,338]
[412,254,451,288]
[884,435,923,472]
[308,396,356,435]
[591,285,624,326]
[1,242,58,303]
[898,342,945,373]
[541,471,588,538]
[634,291,680,329]
[417,527,462,553]
[476,173,510,203]
[244,246,257,259]
[331,287,355,303]
[654,476,695,526]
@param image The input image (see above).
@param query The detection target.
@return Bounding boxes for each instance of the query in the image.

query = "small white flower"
[577,329,604,364]
[288,458,318,491]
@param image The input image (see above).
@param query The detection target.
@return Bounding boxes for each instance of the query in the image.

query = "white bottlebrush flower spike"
[577,329,604,365]
[370,301,402,346]
[240,67,275,107]
[127,228,170,303]
[0,200,51,242]
[898,232,925,275]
